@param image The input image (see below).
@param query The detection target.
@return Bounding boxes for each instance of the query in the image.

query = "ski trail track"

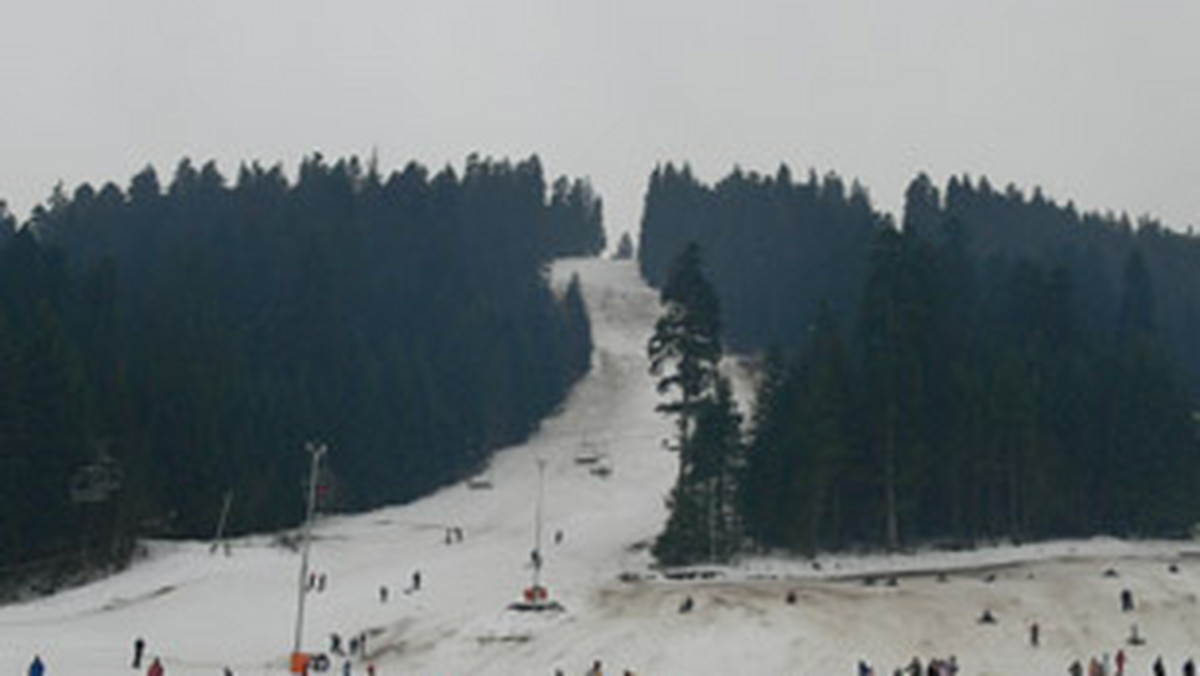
[5,258,1200,676]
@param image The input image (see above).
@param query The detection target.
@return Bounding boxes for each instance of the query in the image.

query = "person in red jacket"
[147,657,164,676]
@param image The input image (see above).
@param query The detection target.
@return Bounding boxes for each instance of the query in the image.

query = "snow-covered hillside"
[4,258,1200,676]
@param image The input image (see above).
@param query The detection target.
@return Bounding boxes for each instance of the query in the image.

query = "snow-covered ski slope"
[6,258,1200,676]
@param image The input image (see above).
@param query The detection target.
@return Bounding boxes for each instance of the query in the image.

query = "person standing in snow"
[586,658,604,676]
[223,668,234,676]
[411,570,421,592]
[133,637,147,668]
[341,659,352,676]
[1115,649,1126,675]
[1184,659,1196,676]
[147,657,164,676]
[1030,622,1040,647]
[1068,660,1083,676]
[1154,657,1167,676]
[28,655,45,676]
[1120,589,1134,612]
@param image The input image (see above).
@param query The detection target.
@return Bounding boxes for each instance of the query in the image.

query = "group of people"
[131,636,167,676]
[26,636,245,676]
[443,526,466,545]
[553,659,636,676]
[1068,655,1195,676]
[857,655,958,676]
[308,571,329,593]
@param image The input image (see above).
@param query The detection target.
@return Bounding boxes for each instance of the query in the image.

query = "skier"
[678,596,694,613]
[586,658,604,676]
[330,633,343,655]
[1154,657,1167,676]
[28,655,45,676]
[554,529,564,545]
[1115,649,1126,676]
[379,585,389,603]
[858,659,873,676]
[224,668,234,676]
[1121,589,1134,612]
[147,657,164,676]
[1030,622,1040,647]
[366,664,375,676]
[133,637,147,669]
[411,570,421,592]
[1068,661,1083,676]
[341,659,351,676]
[785,590,797,605]
[1184,659,1196,676]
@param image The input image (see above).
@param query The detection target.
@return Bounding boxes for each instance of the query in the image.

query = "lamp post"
[531,457,547,593]
[291,441,327,672]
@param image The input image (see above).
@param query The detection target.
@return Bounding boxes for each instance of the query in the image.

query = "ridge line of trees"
[642,168,1200,562]
[0,153,603,579]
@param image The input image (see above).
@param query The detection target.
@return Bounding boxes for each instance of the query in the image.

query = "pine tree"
[648,242,723,467]
[648,243,742,564]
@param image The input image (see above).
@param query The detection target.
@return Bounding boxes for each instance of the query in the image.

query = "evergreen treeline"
[638,164,887,352]
[641,168,1200,558]
[741,195,1200,553]
[906,174,1200,396]
[0,154,601,576]
[639,168,1200,398]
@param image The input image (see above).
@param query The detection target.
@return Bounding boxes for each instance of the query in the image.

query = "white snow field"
[5,257,1200,676]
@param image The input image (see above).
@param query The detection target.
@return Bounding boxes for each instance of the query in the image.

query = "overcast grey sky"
[1,0,1197,237]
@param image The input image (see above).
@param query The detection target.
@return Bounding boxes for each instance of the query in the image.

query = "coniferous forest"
[641,167,1200,561]
[0,154,602,577]
[4,152,1200,575]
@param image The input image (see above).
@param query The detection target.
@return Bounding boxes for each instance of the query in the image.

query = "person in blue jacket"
[29,655,46,676]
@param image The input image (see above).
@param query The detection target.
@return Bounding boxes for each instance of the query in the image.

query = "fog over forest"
[2,0,1198,237]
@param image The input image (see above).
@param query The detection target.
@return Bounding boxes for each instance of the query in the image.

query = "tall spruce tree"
[648,243,742,564]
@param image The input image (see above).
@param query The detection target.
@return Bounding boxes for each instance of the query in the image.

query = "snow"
[5,257,1200,676]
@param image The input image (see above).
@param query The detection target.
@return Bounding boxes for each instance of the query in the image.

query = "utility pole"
[532,457,546,592]
[210,490,234,555]
[291,441,327,672]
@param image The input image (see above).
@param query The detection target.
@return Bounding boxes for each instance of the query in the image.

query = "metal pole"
[292,442,326,663]
[211,490,234,554]
[709,477,717,562]
[533,457,546,591]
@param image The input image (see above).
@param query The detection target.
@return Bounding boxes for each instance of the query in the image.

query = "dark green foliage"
[738,178,1200,552]
[0,154,598,575]
[648,245,743,565]
[547,176,605,257]
[648,243,723,431]
[639,163,886,353]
